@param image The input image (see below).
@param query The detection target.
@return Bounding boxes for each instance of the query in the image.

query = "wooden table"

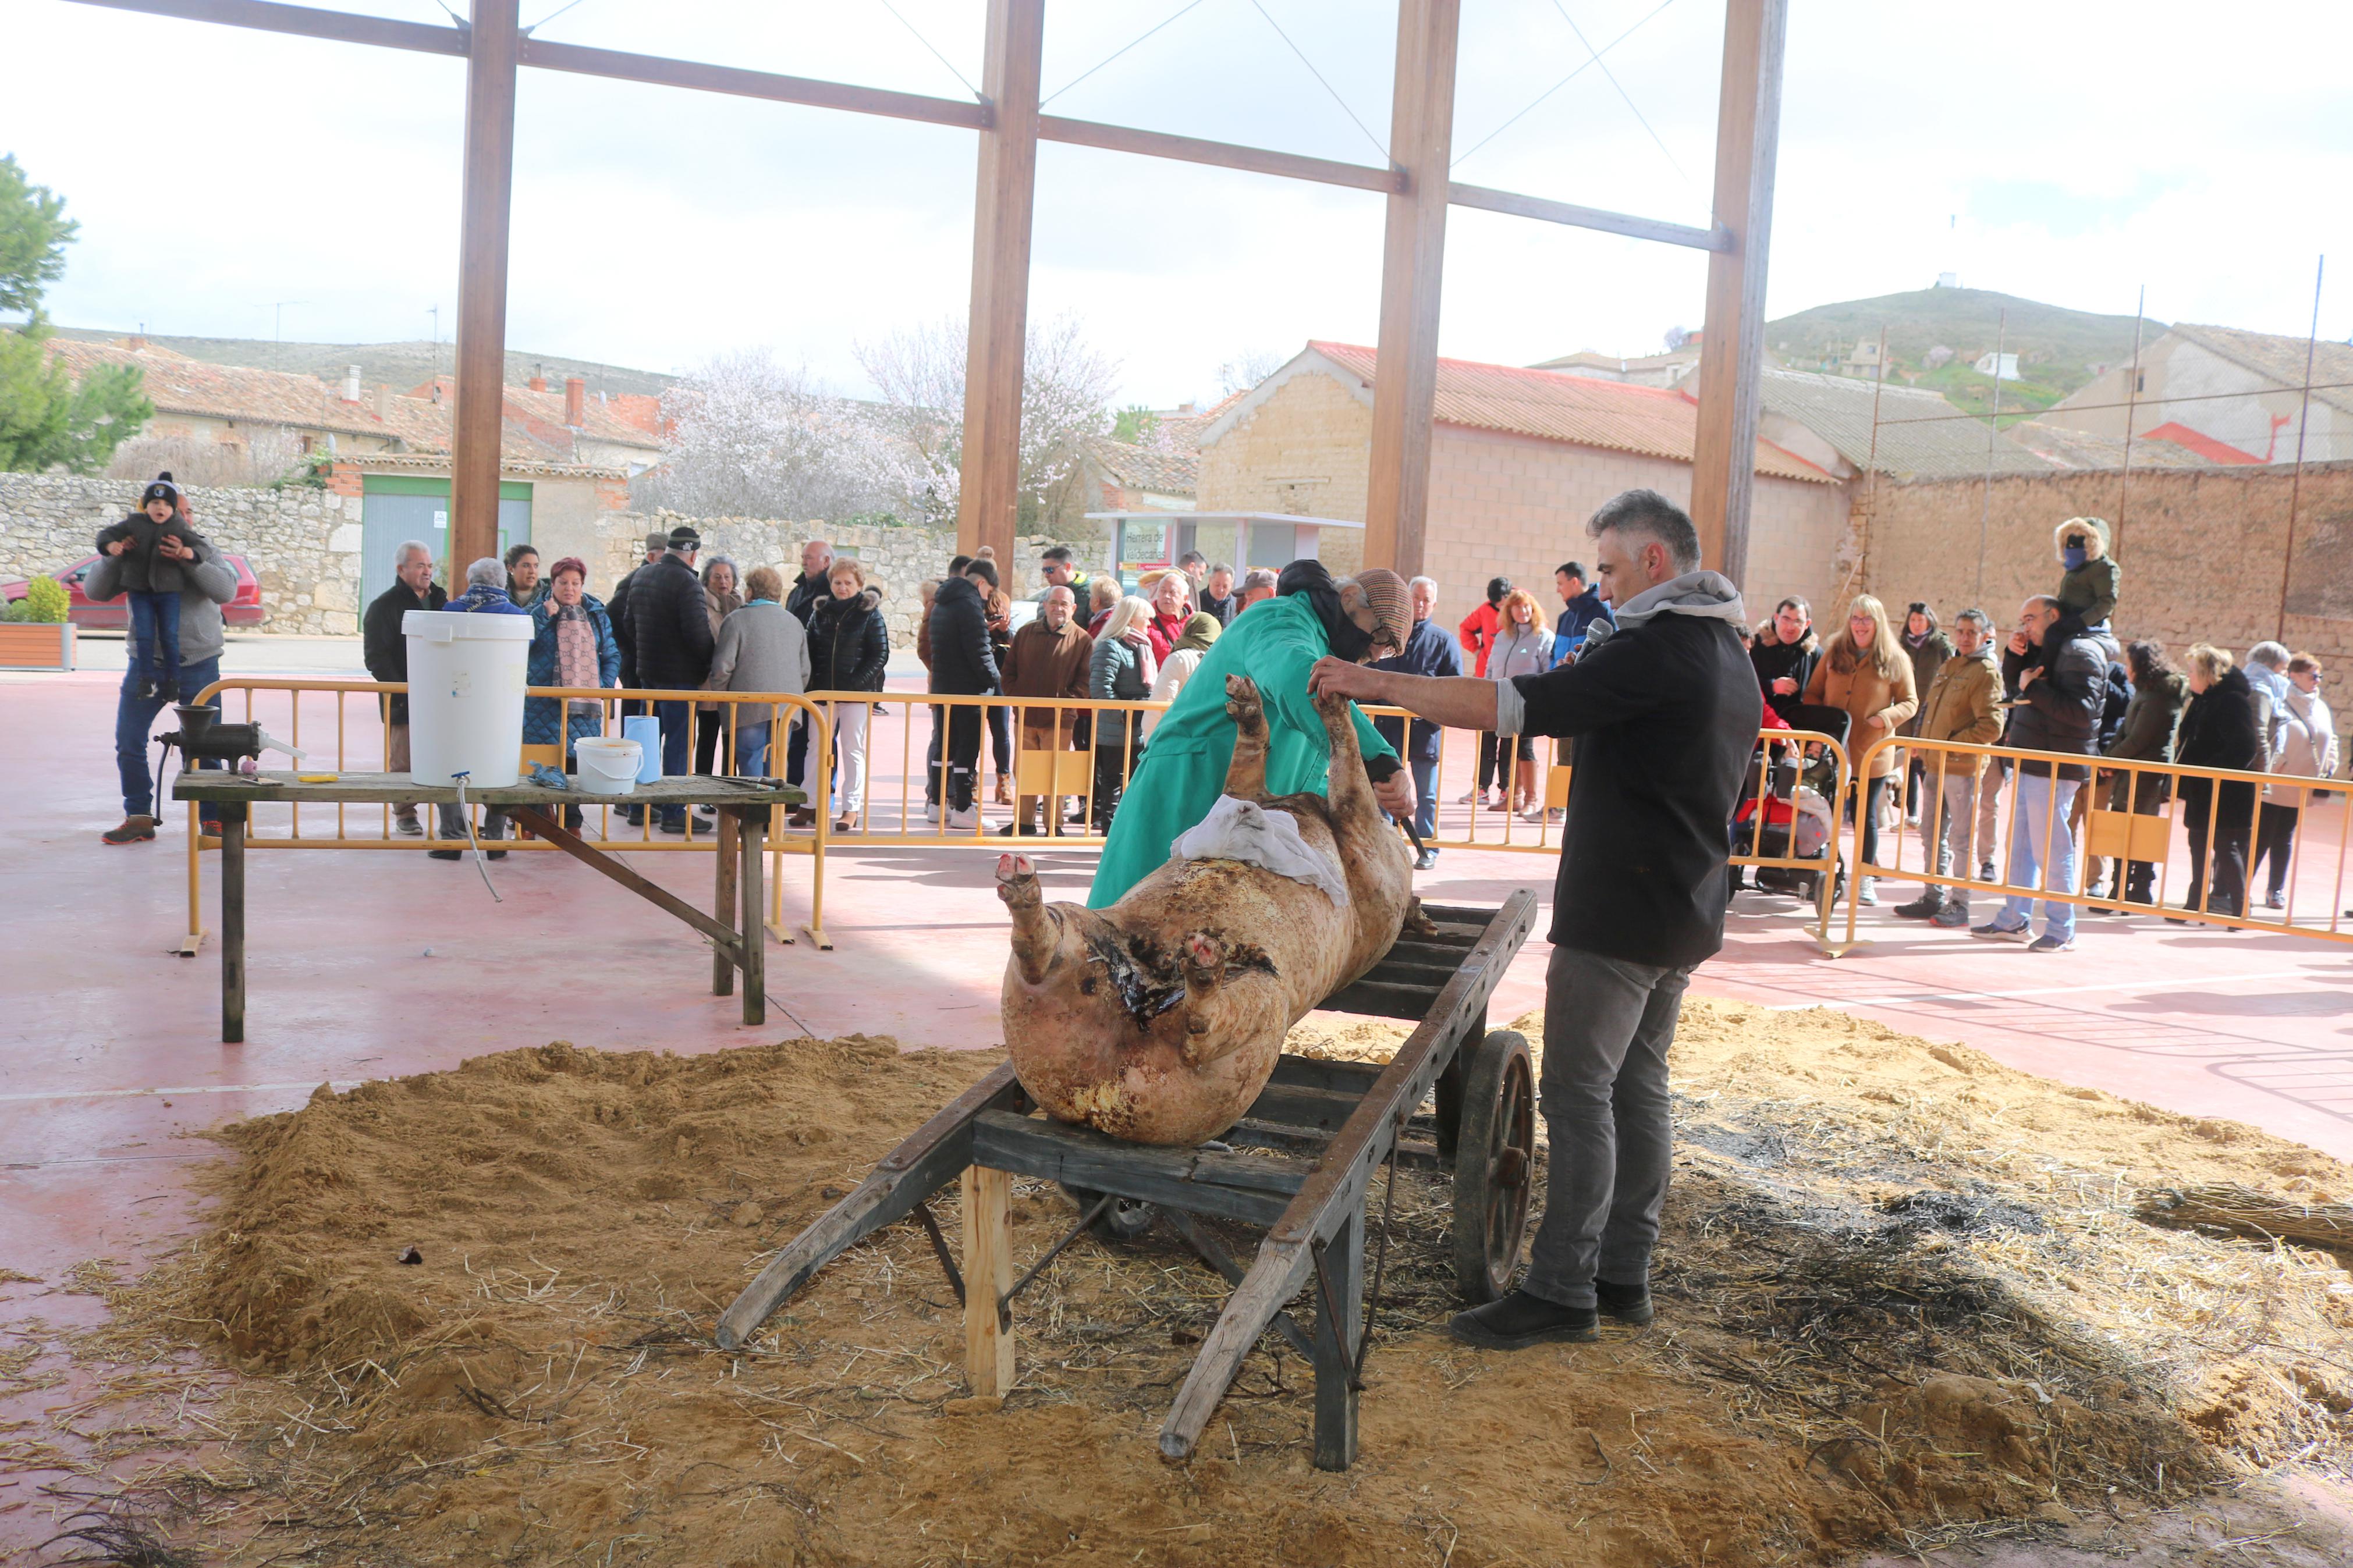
[172,771,791,1044]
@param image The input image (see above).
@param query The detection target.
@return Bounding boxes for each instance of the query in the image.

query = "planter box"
[0,622,76,670]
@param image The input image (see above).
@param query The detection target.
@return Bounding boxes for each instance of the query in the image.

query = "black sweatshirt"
[1511,611,1761,969]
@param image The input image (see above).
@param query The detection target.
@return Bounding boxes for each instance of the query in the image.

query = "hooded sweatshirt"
[2054,517,2120,627]
[1499,571,1761,967]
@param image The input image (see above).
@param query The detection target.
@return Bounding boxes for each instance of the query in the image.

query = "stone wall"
[594,513,1112,650]
[1861,460,2353,724]
[0,472,361,634]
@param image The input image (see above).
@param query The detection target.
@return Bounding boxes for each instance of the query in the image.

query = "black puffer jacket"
[2175,669,2265,823]
[809,588,889,693]
[925,575,999,696]
[1999,624,2104,780]
[607,563,645,686]
[626,554,716,691]
[1749,628,1818,726]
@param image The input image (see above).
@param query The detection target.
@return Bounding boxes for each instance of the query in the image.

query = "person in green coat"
[1086,562,1418,908]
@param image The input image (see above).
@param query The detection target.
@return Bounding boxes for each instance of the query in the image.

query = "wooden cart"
[716,891,1541,1471]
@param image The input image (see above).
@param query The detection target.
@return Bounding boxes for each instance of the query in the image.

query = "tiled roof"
[48,339,448,447]
[1304,342,1834,483]
[1154,389,1246,450]
[1757,368,2054,480]
[2003,420,2217,471]
[408,374,667,454]
[2169,323,2353,416]
[1087,436,1198,496]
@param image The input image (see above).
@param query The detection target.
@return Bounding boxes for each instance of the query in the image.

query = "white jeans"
[832,699,869,815]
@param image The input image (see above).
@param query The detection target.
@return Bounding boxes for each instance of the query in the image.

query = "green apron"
[1085,593,1394,909]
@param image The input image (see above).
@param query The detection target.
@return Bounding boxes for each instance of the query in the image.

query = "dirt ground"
[8,1002,2353,1567]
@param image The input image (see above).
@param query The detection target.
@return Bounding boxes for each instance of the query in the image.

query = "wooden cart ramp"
[715,891,1541,1472]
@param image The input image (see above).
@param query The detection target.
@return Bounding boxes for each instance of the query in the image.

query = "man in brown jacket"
[1897,607,2003,927]
[999,585,1095,835]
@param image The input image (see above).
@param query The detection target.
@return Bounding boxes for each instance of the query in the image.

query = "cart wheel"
[1451,1029,1536,1304]
[1060,1183,1156,1245]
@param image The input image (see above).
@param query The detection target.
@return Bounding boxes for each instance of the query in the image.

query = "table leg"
[1312,1206,1364,1471]
[713,809,740,998]
[220,803,248,1044]
[962,1164,1014,1397]
[738,805,766,1026]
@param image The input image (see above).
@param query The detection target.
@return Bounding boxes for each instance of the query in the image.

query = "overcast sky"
[6,0,2349,406]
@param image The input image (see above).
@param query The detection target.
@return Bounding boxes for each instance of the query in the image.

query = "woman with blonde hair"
[1088,595,1160,830]
[1803,592,1918,904]
[1488,586,1552,816]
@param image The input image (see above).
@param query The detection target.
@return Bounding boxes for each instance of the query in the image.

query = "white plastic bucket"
[403,609,534,788]
[574,737,642,795]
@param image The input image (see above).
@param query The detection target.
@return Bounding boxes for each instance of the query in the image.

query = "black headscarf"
[1277,560,1374,664]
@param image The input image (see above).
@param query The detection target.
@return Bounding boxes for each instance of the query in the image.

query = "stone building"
[2042,324,2353,467]
[1194,342,1846,632]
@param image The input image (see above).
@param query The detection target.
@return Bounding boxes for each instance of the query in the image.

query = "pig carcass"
[995,675,1418,1146]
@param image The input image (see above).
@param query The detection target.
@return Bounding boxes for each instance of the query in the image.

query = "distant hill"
[1765,287,2163,423]
[50,328,677,400]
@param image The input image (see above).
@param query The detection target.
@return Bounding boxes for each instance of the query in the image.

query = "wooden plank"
[1161,1210,1316,1360]
[1159,893,1536,1461]
[1446,181,1729,251]
[1321,979,1444,1020]
[963,1165,1016,1396]
[1355,957,1461,987]
[172,771,787,807]
[1686,0,1790,588]
[505,807,742,954]
[737,804,766,1027]
[954,0,1044,566]
[971,1112,1301,1228]
[712,809,739,998]
[64,0,465,54]
[1240,1080,1364,1136]
[450,0,520,582]
[219,805,247,1045]
[521,38,989,130]
[1361,0,1460,580]
[715,1063,1023,1349]
[1038,115,1399,194]
[1266,1056,1385,1096]
[1312,1209,1364,1470]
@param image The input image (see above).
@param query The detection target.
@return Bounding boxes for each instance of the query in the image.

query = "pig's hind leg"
[1312,685,1380,829]
[1222,676,1271,800]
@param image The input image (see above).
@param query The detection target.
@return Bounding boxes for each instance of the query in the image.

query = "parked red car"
[1,553,266,628]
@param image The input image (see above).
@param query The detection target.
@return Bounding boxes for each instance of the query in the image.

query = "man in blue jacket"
[1371,575,1461,869]
[1552,560,1612,666]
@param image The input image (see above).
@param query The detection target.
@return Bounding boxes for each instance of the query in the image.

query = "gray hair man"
[1309,488,1758,1349]
[360,538,450,837]
[1367,573,1458,868]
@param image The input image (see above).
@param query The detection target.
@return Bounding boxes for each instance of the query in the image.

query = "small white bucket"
[574,737,643,795]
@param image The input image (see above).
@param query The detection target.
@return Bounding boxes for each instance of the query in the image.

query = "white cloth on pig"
[1168,794,1351,907]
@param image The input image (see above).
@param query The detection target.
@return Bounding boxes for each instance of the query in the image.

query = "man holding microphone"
[1309,490,1759,1349]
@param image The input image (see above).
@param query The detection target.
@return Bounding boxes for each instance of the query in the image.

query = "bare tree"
[1216,346,1290,399]
[856,312,1120,531]
[635,350,896,521]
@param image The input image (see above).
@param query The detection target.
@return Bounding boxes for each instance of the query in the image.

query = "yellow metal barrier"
[182,678,832,951]
[1844,734,2350,950]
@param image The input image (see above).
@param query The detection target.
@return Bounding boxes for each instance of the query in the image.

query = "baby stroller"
[1729,706,1849,904]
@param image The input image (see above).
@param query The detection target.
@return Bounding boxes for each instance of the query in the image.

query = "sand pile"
[20,1002,2353,1566]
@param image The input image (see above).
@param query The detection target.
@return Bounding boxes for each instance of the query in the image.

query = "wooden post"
[1686,0,1788,588]
[737,803,765,1027]
[954,0,1044,567]
[219,803,248,1045]
[1311,1207,1364,1471]
[450,0,520,582]
[712,809,739,998]
[961,1164,1016,1396]
[1362,0,1460,580]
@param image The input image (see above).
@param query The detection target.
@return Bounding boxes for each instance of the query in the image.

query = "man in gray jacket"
[87,531,239,844]
[1976,596,2104,951]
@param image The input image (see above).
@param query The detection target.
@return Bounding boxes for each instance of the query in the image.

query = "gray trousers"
[1522,944,1692,1309]
[1917,771,1977,909]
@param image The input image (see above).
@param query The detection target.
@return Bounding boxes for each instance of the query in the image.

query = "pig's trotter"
[1401,898,1440,939]
[1314,685,1376,823]
[1223,675,1270,800]
[998,854,1062,984]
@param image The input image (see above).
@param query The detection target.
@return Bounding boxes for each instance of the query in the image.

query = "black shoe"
[1595,1278,1655,1325]
[1891,894,1943,919]
[427,848,462,861]
[1444,1289,1598,1350]
[657,815,688,835]
[486,849,507,861]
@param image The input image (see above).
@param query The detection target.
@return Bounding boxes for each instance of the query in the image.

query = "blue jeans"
[735,720,772,781]
[127,591,182,692]
[117,655,219,819]
[1407,755,1438,843]
[1998,772,2081,940]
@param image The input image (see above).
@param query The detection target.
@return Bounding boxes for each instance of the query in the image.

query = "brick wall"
[1196,367,1853,634]
[1861,460,2353,724]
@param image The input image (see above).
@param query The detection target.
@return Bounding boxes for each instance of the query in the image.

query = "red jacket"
[1147,610,1184,664]
[1458,602,1502,678]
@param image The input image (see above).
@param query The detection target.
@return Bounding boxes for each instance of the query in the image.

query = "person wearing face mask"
[2053,517,2118,648]
[1084,561,1416,909]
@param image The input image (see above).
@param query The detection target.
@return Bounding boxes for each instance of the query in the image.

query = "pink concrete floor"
[5,667,2351,1540]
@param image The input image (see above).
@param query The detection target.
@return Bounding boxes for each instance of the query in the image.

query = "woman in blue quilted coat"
[527,556,620,824]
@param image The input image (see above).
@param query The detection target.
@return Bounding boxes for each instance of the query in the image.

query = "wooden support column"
[961,1164,1016,1396]
[1687,0,1788,589]
[450,0,520,584]
[954,0,1044,567]
[1362,0,1460,579]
